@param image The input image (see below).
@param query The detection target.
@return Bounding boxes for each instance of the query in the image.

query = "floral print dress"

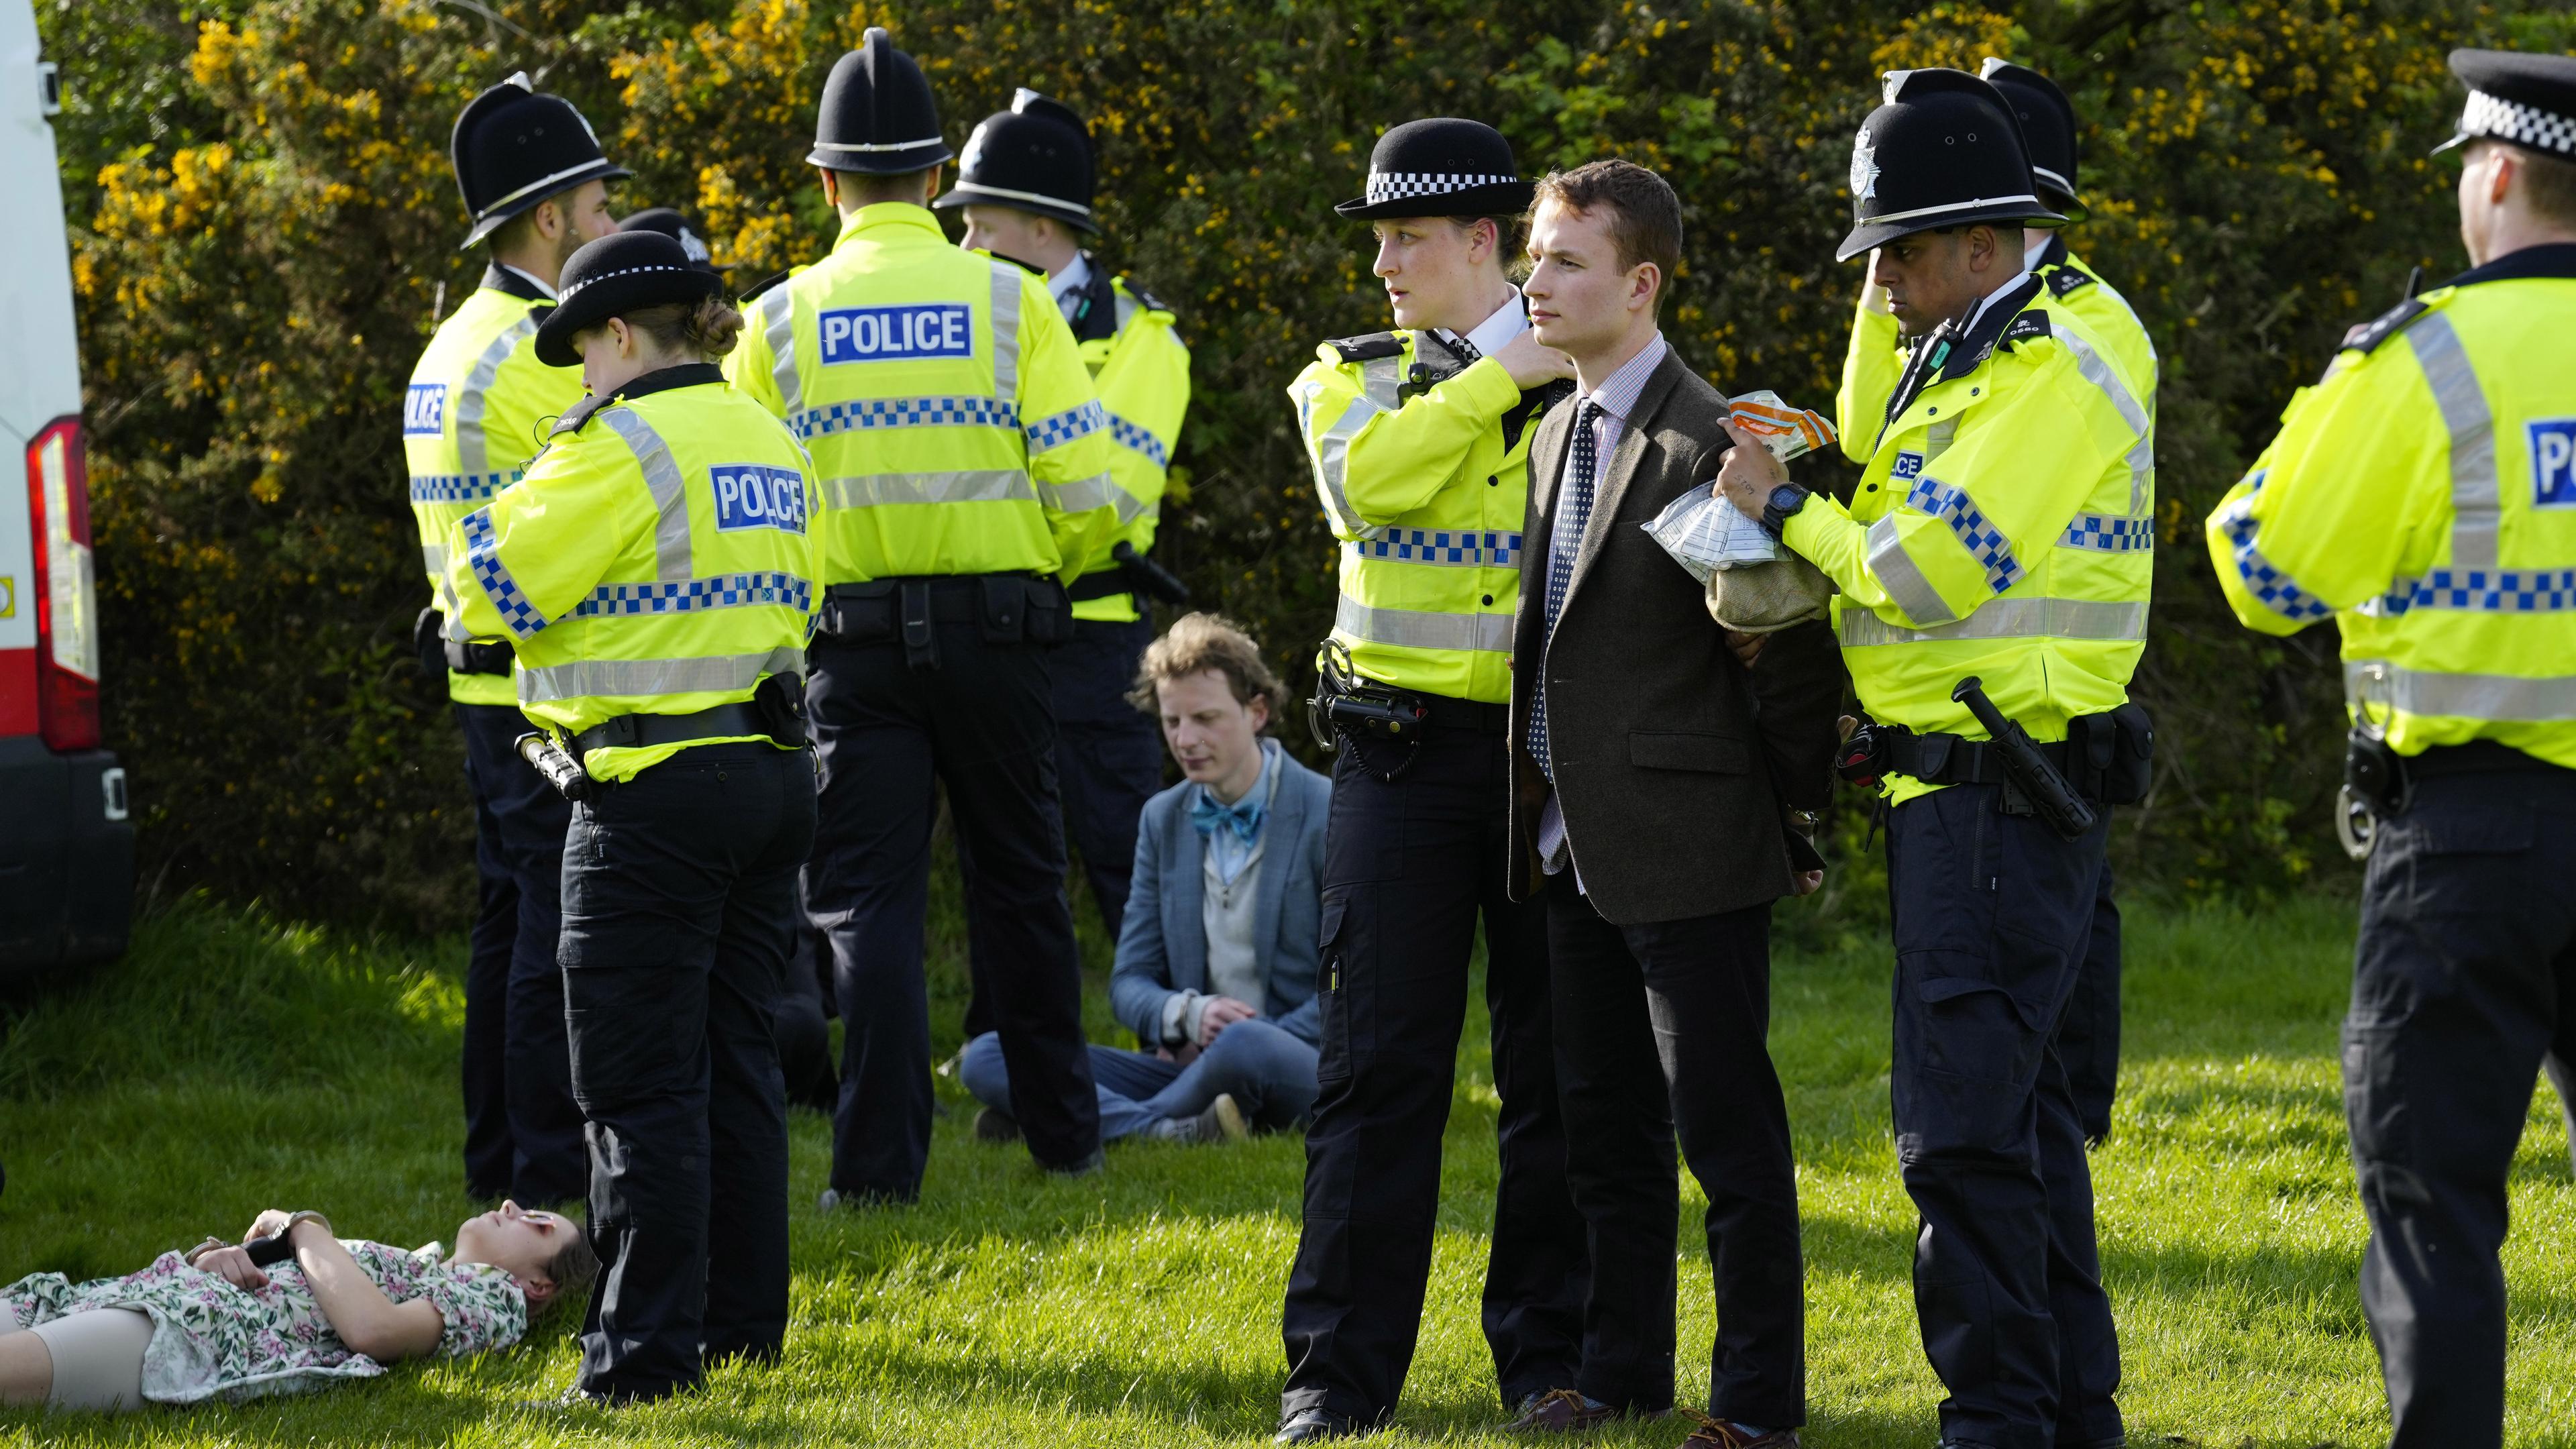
[0,1240,526,1404]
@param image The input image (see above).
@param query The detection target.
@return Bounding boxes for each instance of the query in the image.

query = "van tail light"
[28,416,100,751]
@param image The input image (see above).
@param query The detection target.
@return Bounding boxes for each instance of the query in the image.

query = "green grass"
[5,888,2576,1448]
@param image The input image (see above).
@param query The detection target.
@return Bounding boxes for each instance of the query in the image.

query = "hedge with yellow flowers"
[44,0,2576,927]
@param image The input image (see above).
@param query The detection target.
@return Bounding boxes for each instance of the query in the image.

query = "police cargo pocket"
[1008,576,1071,645]
[822,580,897,645]
[1315,894,1354,1082]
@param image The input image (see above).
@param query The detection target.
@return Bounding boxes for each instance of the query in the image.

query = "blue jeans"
[959,1017,1320,1140]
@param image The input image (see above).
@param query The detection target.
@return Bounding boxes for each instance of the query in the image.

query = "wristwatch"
[1760,484,1809,538]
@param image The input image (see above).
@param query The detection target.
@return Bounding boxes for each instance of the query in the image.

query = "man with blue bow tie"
[957,614,1332,1144]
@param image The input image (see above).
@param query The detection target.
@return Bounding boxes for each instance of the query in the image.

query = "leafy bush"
[42,0,2576,928]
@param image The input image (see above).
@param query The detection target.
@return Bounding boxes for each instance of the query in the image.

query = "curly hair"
[1126,612,1287,726]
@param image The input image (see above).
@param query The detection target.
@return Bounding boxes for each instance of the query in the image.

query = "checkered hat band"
[1364,171,1517,205]
[561,264,696,301]
[2461,89,2576,160]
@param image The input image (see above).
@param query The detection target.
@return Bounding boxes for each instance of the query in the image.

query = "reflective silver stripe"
[2346,657,2576,722]
[1044,470,1122,515]
[1866,514,1958,625]
[437,574,471,642]
[519,647,806,706]
[599,408,693,584]
[1838,596,2147,647]
[989,262,1022,408]
[1333,596,1513,654]
[453,317,537,474]
[2406,312,2500,571]
[1309,392,1389,543]
[818,470,1034,509]
[2053,323,2155,517]
[1922,417,1957,467]
[422,543,447,578]
[1356,355,1404,412]
[758,286,802,415]
[1112,486,1151,525]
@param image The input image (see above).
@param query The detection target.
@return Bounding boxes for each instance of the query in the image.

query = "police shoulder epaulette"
[2043,264,2096,299]
[2000,309,2053,349]
[737,269,792,305]
[1120,277,1175,315]
[550,392,617,438]
[2344,297,2429,356]
[1327,331,1405,363]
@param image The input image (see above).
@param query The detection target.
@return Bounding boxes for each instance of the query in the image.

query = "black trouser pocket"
[1315,894,1353,1083]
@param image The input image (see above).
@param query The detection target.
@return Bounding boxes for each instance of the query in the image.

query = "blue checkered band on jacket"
[2371,566,2576,616]
[2215,470,2333,623]
[568,572,818,619]
[1107,413,1170,468]
[409,470,517,504]
[1352,529,1524,567]
[1907,474,2025,594]
[1025,398,1108,453]
[2060,513,2153,553]
[1529,400,1601,783]
[461,507,548,639]
[789,396,1019,441]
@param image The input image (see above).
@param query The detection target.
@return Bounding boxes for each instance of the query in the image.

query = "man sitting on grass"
[961,613,1329,1146]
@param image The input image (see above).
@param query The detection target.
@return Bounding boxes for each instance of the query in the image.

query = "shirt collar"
[1199,738,1276,815]
[1575,331,1669,424]
[1049,252,1091,314]
[1449,293,1529,358]
[2023,233,2063,272]
[1962,266,2035,337]
[834,203,948,250]
[2443,241,2576,290]
[492,263,558,301]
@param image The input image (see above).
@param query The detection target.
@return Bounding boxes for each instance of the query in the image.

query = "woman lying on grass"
[0,1200,595,1411]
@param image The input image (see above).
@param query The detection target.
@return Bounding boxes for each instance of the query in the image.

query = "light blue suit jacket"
[1108,743,1331,1048]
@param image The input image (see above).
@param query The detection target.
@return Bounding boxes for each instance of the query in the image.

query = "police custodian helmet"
[1334,117,1534,221]
[2434,48,2576,161]
[934,90,1099,234]
[808,27,954,176]
[617,207,725,278]
[534,231,726,368]
[1978,58,2088,225]
[449,72,629,251]
[1838,69,2065,262]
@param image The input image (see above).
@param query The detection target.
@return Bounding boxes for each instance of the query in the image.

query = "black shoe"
[974,1107,1023,1143]
[1276,1407,1366,1443]
[1043,1146,1106,1179]
[818,1185,917,1212]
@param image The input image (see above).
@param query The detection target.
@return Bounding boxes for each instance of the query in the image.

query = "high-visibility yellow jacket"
[1785,276,2153,802]
[1291,330,1560,704]
[2206,245,2576,770]
[402,266,585,706]
[1063,260,1190,624]
[439,364,823,783]
[1838,236,2158,470]
[724,204,1119,587]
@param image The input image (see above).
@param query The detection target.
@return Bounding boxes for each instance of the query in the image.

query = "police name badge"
[2531,418,2576,508]
[404,383,447,437]
[1850,127,1880,201]
[820,304,975,365]
[711,463,810,535]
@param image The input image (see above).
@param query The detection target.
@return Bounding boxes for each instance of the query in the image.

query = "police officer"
[1717,70,2152,1449]
[1835,58,2159,1148]
[936,88,1191,941]
[439,229,821,1402]
[2204,50,2576,1449]
[1275,117,1589,1444]
[616,207,725,280]
[404,73,625,1206]
[727,29,1119,1199]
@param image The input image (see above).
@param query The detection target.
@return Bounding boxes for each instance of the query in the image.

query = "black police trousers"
[455,700,584,1205]
[1886,782,2121,1449]
[1544,873,1805,1428]
[559,745,814,1402]
[806,626,1102,1198]
[1049,613,1164,935]
[2058,864,2122,1144]
[2348,763,2576,1449]
[1281,721,1589,1426]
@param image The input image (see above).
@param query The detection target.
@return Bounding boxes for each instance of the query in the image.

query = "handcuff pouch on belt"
[1308,639,1432,782]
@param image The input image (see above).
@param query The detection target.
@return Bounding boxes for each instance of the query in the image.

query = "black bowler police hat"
[534,231,724,368]
[1334,117,1533,221]
[450,73,629,251]
[617,207,725,278]
[1979,58,2088,225]
[1838,68,2065,262]
[934,89,1099,234]
[2435,48,2576,161]
[808,27,953,176]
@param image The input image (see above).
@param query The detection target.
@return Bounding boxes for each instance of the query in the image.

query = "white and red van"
[0,0,131,976]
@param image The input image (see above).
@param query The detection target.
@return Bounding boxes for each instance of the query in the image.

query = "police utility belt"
[814,572,1073,669]
[2337,733,2559,862]
[515,672,810,804]
[1835,684,2154,841]
[414,606,513,678]
[1065,543,1191,610]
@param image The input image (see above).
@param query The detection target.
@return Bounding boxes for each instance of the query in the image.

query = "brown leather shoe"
[1506,1388,1617,1432]
[1676,1410,1800,1448]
